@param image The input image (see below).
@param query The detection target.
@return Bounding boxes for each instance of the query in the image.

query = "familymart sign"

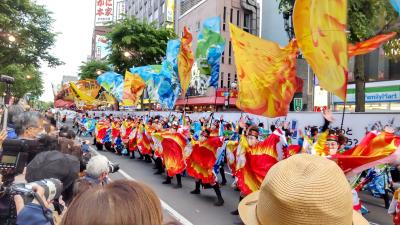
[333,81,400,103]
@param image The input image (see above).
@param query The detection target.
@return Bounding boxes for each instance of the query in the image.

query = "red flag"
[137,125,153,155]
[159,132,188,177]
[236,134,280,195]
[186,137,223,184]
[331,131,400,175]
[348,32,397,57]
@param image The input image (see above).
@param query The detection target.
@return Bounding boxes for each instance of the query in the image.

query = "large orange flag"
[122,71,146,107]
[331,131,400,175]
[230,24,299,118]
[137,124,153,155]
[236,134,280,195]
[348,32,397,57]
[293,0,348,100]
[186,137,223,184]
[177,26,195,97]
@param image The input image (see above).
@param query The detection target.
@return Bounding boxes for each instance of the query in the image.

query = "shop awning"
[175,96,237,106]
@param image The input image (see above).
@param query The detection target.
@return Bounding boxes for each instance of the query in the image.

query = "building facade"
[91,0,126,60]
[124,0,177,29]
[175,0,260,111]
[61,75,78,86]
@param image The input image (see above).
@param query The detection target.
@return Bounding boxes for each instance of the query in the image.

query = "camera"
[0,178,62,225]
[108,162,120,174]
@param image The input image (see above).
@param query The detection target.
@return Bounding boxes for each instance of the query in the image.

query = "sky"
[37,0,95,101]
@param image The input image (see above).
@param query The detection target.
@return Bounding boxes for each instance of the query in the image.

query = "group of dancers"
[74,110,400,216]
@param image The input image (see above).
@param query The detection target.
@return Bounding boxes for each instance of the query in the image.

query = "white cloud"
[36,0,95,101]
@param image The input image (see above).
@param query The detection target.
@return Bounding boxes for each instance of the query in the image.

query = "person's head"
[170,122,178,132]
[8,104,25,126]
[14,111,45,138]
[310,126,319,137]
[199,129,210,142]
[211,121,219,130]
[246,125,259,147]
[258,123,264,128]
[239,154,369,225]
[326,130,347,155]
[85,155,109,182]
[62,180,163,225]
[270,124,276,132]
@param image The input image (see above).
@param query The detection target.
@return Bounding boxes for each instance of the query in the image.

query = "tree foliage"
[0,0,61,99]
[78,60,111,80]
[0,64,43,99]
[107,17,177,74]
[0,0,62,68]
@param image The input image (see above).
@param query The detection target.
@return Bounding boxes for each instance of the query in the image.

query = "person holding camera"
[14,184,54,225]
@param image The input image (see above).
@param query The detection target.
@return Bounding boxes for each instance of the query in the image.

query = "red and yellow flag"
[186,137,223,184]
[122,71,146,107]
[158,132,188,177]
[293,0,348,100]
[230,24,300,117]
[226,141,239,174]
[138,124,153,155]
[331,132,400,174]
[177,26,195,97]
[236,134,279,195]
[95,120,109,143]
[348,32,397,57]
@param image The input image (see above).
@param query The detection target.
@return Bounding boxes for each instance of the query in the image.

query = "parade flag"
[95,120,110,144]
[230,24,299,118]
[96,71,124,102]
[226,141,239,174]
[69,82,96,103]
[293,0,348,101]
[178,26,195,97]
[137,124,153,155]
[157,132,188,177]
[186,137,223,184]
[196,17,226,87]
[390,0,400,13]
[235,134,279,195]
[130,65,163,101]
[158,39,181,109]
[331,131,400,175]
[122,71,146,106]
[348,32,397,57]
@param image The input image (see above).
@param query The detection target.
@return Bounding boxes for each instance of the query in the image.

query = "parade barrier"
[88,111,399,146]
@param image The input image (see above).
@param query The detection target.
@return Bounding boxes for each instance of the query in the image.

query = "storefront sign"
[95,0,114,26]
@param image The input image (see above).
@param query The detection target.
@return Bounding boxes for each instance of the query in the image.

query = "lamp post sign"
[294,98,303,112]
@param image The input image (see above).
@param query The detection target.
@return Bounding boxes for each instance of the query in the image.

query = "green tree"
[78,60,111,80]
[276,0,399,112]
[0,0,62,68]
[0,0,61,99]
[0,64,44,99]
[107,17,177,74]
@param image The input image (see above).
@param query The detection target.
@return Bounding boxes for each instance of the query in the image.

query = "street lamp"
[8,35,16,43]
[26,75,32,79]
[96,70,103,75]
[123,51,131,58]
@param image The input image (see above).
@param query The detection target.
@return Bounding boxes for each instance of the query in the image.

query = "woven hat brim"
[239,190,370,225]
[352,210,370,225]
[238,190,260,225]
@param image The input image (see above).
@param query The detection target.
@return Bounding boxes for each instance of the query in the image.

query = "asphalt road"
[85,144,393,225]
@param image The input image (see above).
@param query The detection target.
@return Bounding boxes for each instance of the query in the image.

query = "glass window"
[230,8,233,23]
[228,73,231,88]
[220,72,224,88]
[390,102,400,111]
[237,10,240,26]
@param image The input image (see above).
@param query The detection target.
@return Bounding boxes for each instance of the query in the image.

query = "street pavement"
[87,143,394,225]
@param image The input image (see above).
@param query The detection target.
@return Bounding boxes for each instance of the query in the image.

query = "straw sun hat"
[239,154,369,225]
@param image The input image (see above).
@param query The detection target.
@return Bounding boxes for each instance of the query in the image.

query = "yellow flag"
[69,82,96,103]
[229,24,299,118]
[177,26,195,97]
[122,71,146,106]
[293,0,348,100]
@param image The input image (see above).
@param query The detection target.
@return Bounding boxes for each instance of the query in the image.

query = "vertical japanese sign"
[114,0,125,21]
[95,0,114,26]
[166,0,175,29]
[95,35,111,59]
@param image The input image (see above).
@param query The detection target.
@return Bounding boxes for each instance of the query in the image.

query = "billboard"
[166,0,175,29]
[95,0,114,26]
[95,35,111,59]
[114,0,125,21]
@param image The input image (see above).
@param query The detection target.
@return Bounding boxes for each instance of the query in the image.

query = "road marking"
[89,146,193,225]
